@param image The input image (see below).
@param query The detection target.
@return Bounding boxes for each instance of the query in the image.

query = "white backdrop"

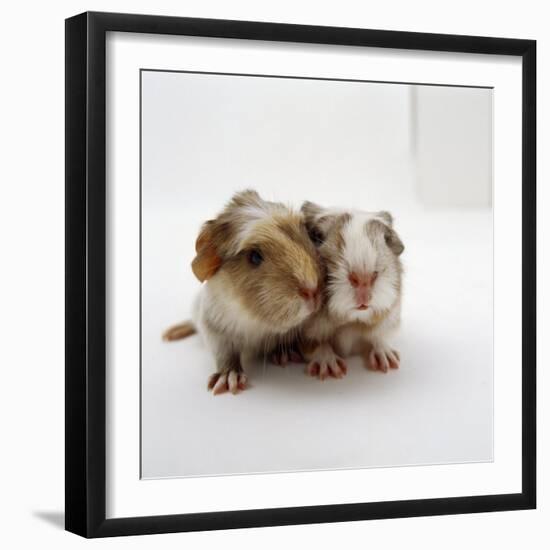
[0,1,547,549]
[140,70,493,479]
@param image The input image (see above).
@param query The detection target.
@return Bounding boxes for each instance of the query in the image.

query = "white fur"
[234,205,270,250]
[193,273,312,359]
[235,202,291,252]
[335,300,401,357]
[342,213,378,274]
[328,212,399,322]
[305,208,403,373]
[194,281,269,352]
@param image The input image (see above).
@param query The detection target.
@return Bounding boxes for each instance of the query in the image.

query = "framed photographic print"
[65,11,536,538]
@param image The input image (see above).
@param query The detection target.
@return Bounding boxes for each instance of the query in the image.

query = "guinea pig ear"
[377,212,404,254]
[191,221,223,282]
[368,218,404,256]
[230,189,264,208]
[301,201,324,223]
[384,227,404,256]
[376,211,394,227]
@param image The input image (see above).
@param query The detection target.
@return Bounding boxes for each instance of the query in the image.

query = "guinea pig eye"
[308,228,324,247]
[247,249,264,266]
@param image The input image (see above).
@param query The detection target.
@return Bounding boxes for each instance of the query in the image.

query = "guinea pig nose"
[299,286,321,313]
[298,286,319,302]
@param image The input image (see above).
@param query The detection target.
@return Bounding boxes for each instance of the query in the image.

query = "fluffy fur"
[300,202,404,378]
[166,190,322,395]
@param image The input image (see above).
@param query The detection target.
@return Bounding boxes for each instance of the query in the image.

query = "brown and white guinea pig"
[163,190,322,395]
[299,201,404,380]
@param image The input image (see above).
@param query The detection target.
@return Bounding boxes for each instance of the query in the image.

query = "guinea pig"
[162,190,322,395]
[299,202,404,379]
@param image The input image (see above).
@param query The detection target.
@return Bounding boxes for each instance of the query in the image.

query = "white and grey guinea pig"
[164,190,323,395]
[301,201,404,376]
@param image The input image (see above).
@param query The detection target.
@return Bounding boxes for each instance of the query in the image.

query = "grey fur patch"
[366,219,404,256]
[376,211,394,227]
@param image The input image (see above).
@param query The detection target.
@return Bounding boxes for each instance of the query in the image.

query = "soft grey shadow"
[33,510,65,530]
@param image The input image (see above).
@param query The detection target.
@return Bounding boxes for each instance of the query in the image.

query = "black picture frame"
[65,11,536,538]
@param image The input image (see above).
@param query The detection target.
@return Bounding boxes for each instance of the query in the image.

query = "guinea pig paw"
[306,355,347,380]
[271,350,289,367]
[289,349,306,363]
[271,346,305,366]
[207,370,248,395]
[367,347,400,373]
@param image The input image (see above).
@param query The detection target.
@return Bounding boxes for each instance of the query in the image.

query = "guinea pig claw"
[306,354,347,380]
[237,374,248,391]
[207,372,220,390]
[388,350,400,368]
[271,351,289,367]
[333,365,345,378]
[336,358,348,375]
[388,352,399,369]
[208,371,248,395]
[307,362,320,377]
[367,347,400,372]
[212,373,229,395]
[228,371,239,394]
[367,351,381,371]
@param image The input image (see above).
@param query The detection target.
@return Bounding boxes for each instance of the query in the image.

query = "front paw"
[366,345,400,373]
[207,370,248,395]
[271,344,305,366]
[306,346,347,380]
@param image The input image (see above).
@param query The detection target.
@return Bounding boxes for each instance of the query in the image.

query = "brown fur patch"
[194,190,322,330]
[299,338,320,357]
[220,213,320,327]
[192,222,223,282]
[162,321,197,341]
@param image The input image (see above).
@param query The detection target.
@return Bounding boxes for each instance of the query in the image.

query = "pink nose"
[348,271,377,309]
[299,286,320,311]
